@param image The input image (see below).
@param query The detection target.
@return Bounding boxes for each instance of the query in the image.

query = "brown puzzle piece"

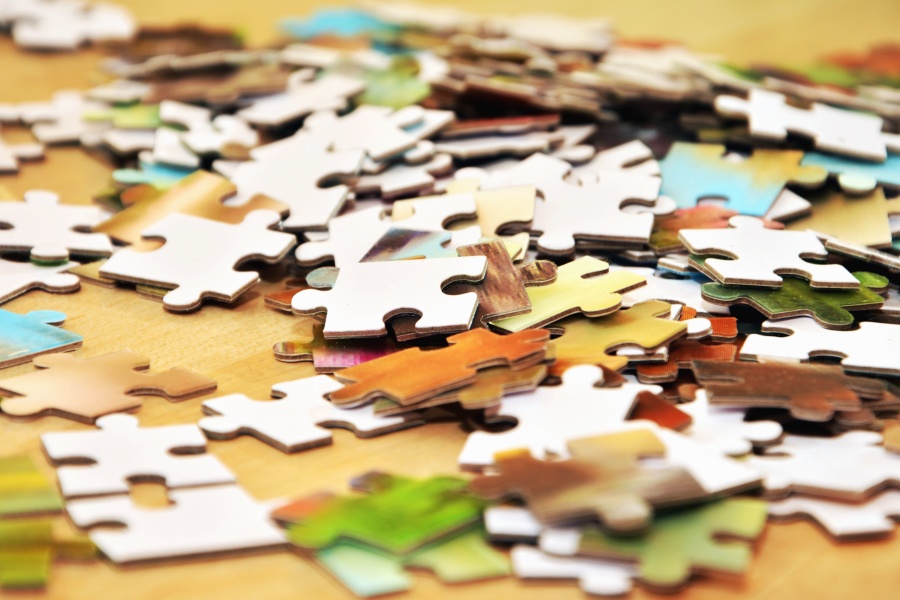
[629,391,693,431]
[636,340,737,384]
[0,350,216,423]
[143,64,291,106]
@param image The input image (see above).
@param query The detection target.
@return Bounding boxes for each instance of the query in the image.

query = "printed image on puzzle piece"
[0,309,82,370]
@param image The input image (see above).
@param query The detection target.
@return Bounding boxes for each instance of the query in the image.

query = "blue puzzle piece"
[112,158,194,190]
[0,309,82,370]
[660,142,827,216]
[801,151,900,193]
[281,8,398,40]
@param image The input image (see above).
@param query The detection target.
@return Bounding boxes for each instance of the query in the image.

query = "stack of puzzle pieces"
[1,0,900,596]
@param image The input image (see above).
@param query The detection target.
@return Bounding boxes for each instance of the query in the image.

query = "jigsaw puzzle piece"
[66,485,285,563]
[16,91,109,144]
[355,153,453,199]
[0,127,43,173]
[676,390,783,457]
[272,322,423,371]
[635,340,737,384]
[360,228,455,261]
[296,206,392,267]
[801,151,900,195]
[510,544,635,596]
[0,517,94,589]
[0,309,81,370]
[237,72,365,128]
[304,105,424,161]
[768,490,900,540]
[0,258,80,305]
[784,185,895,248]
[0,455,63,517]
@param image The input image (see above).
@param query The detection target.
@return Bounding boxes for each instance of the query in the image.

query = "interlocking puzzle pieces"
[100,211,295,311]
[291,256,487,338]
[768,490,900,540]
[649,205,783,255]
[199,375,424,453]
[702,270,887,329]
[0,350,216,423]
[801,151,900,195]
[547,300,687,375]
[659,143,826,216]
[0,127,43,173]
[236,72,365,128]
[679,215,859,289]
[42,414,234,498]
[491,257,646,332]
[714,89,897,161]
[746,431,900,500]
[0,455,62,517]
[0,517,95,589]
[330,328,549,408]
[550,497,768,592]
[0,309,82,369]
[741,317,900,376]
[0,191,113,262]
[66,485,286,564]
[677,391,783,457]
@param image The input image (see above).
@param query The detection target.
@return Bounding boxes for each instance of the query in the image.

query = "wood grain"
[1,1,900,598]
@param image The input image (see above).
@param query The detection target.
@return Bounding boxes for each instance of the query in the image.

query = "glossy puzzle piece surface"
[273,322,416,370]
[329,328,549,407]
[0,349,216,423]
[741,317,900,376]
[292,257,487,338]
[0,455,63,517]
[0,191,113,262]
[0,309,82,369]
[66,485,286,564]
[41,414,234,497]
[100,211,295,311]
[491,257,647,332]
[677,390,783,457]
[701,270,887,329]
[784,186,895,248]
[199,375,424,453]
[680,215,859,289]
[768,490,900,540]
[659,143,826,216]
[0,518,95,589]
[801,151,900,195]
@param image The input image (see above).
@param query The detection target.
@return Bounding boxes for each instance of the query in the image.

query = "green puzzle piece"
[285,472,486,554]
[315,528,509,598]
[577,498,768,590]
[0,518,95,589]
[0,456,63,517]
[701,270,887,329]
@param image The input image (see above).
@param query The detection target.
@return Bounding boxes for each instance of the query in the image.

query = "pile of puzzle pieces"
[2,0,900,596]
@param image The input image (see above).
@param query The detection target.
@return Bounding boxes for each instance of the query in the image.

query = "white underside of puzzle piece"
[768,490,900,539]
[0,257,80,304]
[680,391,783,457]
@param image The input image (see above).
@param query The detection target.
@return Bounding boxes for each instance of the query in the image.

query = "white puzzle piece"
[679,390,783,457]
[613,266,729,314]
[154,101,259,168]
[0,257,80,304]
[99,211,295,311]
[237,72,365,128]
[741,317,900,376]
[41,414,235,498]
[17,90,109,144]
[571,140,661,181]
[768,491,900,540]
[355,153,453,199]
[454,153,572,188]
[199,375,424,453]
[435,130,565,160]
[12,1,135,50]
[291,256,487,338]
[296,206,392,267]
[0,127,43,172]
[66,484,286,564]
[390,192,482,247]
[0,190,113,262]
[511,545,636,597]
[304,105,425,161]
[679,216,858,289]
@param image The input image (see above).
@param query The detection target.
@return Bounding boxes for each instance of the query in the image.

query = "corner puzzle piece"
[649,205,783,254]
[278,472,484,554]
[680,216,858,289]
[16,91,108,144]
[659,143,826,216]
[360,228,454,261]
[692,359,890,422]
[291,256,487,338]
[445,240,557,325]
[237,72,365,127]
[0,309,81,370]
[801,151,900,195]
[491,257,646,332]
[746,431,900,500]
[715,89,895,161]
[786,185,896,248]
[569,498,768,591]
[458,365,656,469]
[304,105,424,161]
[296,206,391,267]
[768,490,900,540]
[100,211,295,311]
[0,191,113,262]
[94,171,287,248]
[0,517,94,589]
[470,428,707,533]
[66,485,285,564]
[548,300,686,375]
[511,544,635,597]
[0,350,216,423]
[532,175,660,255]
[741,317,900,376]
[329,328,549,407]
[0,455,62,517]
[228,132,362,231]
[702,270,887,329]
[0,258,80,305]
[0,128,42,173]
[677,390,782,457]
[635,339,737,384]
[315,528,508,598]
[41,414,234,498]
[199,375,424,453]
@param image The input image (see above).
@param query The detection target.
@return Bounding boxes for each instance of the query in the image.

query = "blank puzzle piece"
[0,191,113,262]
[66,485,286,564]
[0,517,95,590]
[296,206,391,267]
[0,455,63,517]
[680,215,858,289]
[511,545,635,597]
[0,309,82,369]
[304,105,424,161]
[676,390,783,457]
[0,128,42,173]
[659,143,826,216]
[768,490,900,540]
[41,414,234,497]
[291,256,487,339]
[237,72,365,128]
[0,258,80,304]
[100,211,295,311]
[199,375,424,453]
[0,349,216,423]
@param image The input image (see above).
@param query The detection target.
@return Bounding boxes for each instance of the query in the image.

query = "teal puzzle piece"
[0,310,82,370]
[801,151,900,193]
[112,158,194,190]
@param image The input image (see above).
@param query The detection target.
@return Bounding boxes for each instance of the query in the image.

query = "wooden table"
[2,1,900,598]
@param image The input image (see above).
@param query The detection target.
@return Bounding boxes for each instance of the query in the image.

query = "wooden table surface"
[2,1,900,599]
